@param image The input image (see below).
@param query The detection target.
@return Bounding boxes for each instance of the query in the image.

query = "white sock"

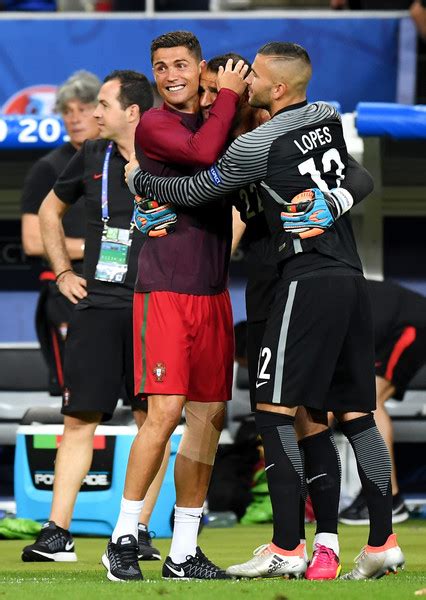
[169,505,203,564]
[313,532,339,556]
[111,496,144,543]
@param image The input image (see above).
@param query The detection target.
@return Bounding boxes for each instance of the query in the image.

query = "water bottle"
[205,511,237,528]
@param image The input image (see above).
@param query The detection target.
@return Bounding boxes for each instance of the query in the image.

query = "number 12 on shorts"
[256,347,272,388]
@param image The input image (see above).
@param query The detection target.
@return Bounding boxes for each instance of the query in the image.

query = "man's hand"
[217,58,249,98]
[56,271,87,304]
[125,152,140,187]
[134,197,177,237]
[280,187,353,239]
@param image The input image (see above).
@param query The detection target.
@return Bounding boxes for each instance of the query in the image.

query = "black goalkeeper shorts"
[255,273,376,413]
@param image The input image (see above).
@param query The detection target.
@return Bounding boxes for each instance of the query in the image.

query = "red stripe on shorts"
[139,293,150,394]
[385,326,416,382]
[51,327,64,388]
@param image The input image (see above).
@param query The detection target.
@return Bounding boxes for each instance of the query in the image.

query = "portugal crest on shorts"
[153,362,166,382]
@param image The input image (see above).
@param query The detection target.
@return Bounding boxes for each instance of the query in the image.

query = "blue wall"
[0,16,401,113]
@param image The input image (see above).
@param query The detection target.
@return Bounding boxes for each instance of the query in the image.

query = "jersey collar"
[274,99,308,118]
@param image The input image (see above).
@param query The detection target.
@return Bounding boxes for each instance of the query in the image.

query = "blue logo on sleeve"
[209,165,222,186]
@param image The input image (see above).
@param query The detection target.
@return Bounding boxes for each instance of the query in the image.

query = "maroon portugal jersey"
[134,89,239,295]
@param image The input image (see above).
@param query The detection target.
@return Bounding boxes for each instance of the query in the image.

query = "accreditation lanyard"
[101,141,136,229]
[94,141,135,284]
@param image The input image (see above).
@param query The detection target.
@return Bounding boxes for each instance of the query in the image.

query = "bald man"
[127,41,404,580]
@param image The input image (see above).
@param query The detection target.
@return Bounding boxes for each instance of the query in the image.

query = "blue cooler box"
[14,424,183,537]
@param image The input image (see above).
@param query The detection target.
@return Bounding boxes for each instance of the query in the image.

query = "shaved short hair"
[257,42,311,67]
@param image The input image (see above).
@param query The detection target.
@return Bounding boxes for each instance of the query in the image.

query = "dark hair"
[258,42,311,66]
[206,52,251,74]
[150,30,202,63]
[103,70,154,114]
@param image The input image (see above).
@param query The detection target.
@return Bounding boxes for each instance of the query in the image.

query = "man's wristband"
[55,268,73,284]
[330,188,354,218]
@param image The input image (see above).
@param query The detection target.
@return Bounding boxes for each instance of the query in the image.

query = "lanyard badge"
[95,142,135,284]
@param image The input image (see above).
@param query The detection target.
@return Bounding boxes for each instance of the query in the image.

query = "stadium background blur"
[0,1,425,527]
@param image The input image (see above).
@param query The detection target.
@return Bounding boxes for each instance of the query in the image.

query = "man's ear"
[272,82,287,101]
[199,59,207,74]
[127,103,140,123]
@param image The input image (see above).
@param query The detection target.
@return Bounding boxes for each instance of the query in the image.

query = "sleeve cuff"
[127,166,142,196]
[331,188,354,218]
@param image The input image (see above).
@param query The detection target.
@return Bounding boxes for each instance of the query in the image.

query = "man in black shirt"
[127,42,405,580]
[340,280,426,525]
[21,70,100,395]
[21,70,165,566]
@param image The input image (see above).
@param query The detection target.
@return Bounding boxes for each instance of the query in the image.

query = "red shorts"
[133,290,234,402]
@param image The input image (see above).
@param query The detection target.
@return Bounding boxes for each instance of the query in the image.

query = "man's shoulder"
[36,142,74,170]
[81,138,110,155]
[139,105,181,127]
[305,101,341,123]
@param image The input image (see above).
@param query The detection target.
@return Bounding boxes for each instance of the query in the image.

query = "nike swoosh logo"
[167,564,185,577]
[306,473,327,485]
[65,541,74,551]
[93,173,103,180]
[256,380,268,388]
[265,463,275,472]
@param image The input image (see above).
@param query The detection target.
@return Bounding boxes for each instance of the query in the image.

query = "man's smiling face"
[152,46,202,113]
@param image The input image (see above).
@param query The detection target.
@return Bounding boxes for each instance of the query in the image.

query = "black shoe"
[392,494,410,524]
[340,492,411,525]
[137,524,161,561]
[101,534,143,582]
[22,521,77,562]
[162,546,232,580]
[339,492,369,525]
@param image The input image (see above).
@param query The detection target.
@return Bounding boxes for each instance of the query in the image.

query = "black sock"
[255,411,302,550]
[340,414,392,546]
[299,428,341,535]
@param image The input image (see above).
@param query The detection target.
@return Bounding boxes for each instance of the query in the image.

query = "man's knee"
[295,406,328,440]
[375,375,396,407]
[178,401,225,465]
[63,412,102,436]
[144,395,184,439]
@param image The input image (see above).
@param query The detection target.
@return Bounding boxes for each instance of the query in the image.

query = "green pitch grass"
[0,521,425,599]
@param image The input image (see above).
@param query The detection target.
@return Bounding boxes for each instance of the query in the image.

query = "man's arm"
[39,190,87,304]
[280,155,374,238]
[129,125,271,208]
[344,155,374,205]
[21,156,84,259]
[231,207,246,255]
[137,61,248,168]
[22,214,84,260]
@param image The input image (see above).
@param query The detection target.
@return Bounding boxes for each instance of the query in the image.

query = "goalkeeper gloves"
[280,187,354,239]
[134,197,177,237]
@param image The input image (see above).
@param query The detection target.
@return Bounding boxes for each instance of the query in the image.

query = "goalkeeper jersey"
[134,100,369,282]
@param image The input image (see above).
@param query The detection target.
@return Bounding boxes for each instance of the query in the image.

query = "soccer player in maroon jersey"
[126,42,405,581]
[103,31,249,582]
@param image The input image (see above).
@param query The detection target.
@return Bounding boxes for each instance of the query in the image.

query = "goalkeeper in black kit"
[126,42,405,581]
